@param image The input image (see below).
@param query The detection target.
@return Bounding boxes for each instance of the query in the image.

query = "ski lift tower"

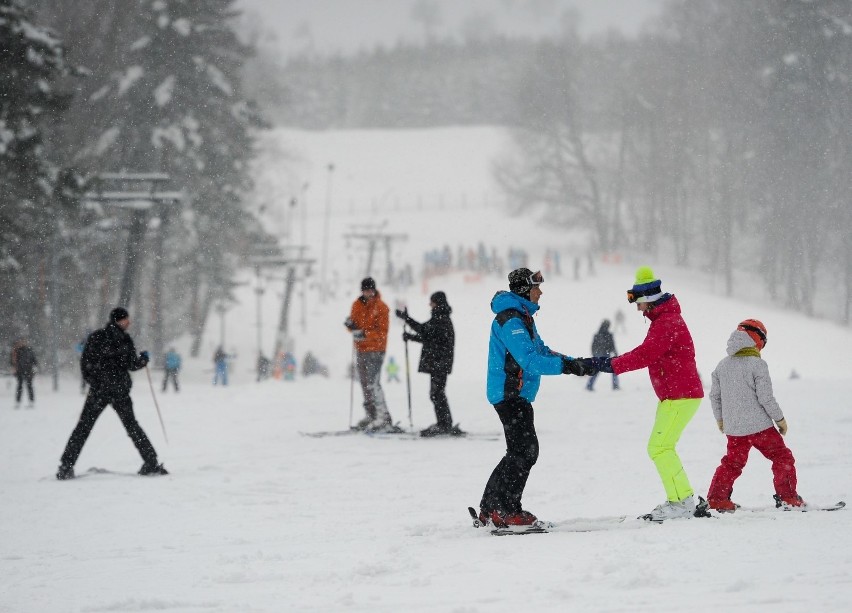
[343,222,408,283]
[82,173,182,359]
[249,245,315,355]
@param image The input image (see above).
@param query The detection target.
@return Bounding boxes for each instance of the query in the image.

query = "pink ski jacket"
[611,295,703,401]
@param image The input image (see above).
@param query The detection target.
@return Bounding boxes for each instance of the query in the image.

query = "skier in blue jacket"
[478,268,589,528]
[162,347,182,392]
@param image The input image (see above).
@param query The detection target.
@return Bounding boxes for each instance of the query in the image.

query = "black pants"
[163,369,179,392]
[429,372,452,428]
[59,389,158,468]
[15,374,34,403]
[480,397,539,514]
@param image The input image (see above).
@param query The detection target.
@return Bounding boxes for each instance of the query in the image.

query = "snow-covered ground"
[3,127,852,612]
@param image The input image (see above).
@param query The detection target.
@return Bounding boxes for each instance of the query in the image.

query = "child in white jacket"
[706,319,805,512]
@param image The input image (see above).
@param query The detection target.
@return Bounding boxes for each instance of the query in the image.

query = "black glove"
[395,308,408,320]
[352,329,366,341]
[591,356,613,373]
[344,318,357,331]
[139,351,150,366]
[562,357,585,376]
[402,332,415,342]
[577,357,613,375]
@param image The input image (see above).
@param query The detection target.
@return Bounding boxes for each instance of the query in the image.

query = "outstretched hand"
[562,357,586,376]
[395,308,408,320]
[583,356,613,374]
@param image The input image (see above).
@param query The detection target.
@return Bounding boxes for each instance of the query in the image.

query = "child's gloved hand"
[776,418,788,436]
[716,420,724,433]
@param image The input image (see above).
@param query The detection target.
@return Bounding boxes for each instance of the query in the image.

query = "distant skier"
[585,319,619,392]
[282,351,296,381]
[256,352,271,381]
[213,346,229,385]
[10,338,37,408]
[477,268,589,528]
[162,347,181,392]
[344,277,395,432]
[577,267,704,521]
[706,320,807,511]
[396,291,460,437]
[613,308,626,334]
[56,307,167,480]
[302,351,329,377]
[385,356,401,383]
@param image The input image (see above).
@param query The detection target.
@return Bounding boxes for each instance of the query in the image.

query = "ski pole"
[403,324,413,430]
[349,343,356,429]
[145,365,169,444]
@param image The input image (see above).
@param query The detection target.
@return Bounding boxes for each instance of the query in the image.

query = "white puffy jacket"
[710,330,784,436]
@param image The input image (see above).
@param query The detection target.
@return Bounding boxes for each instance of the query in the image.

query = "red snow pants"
[707,426,798,501]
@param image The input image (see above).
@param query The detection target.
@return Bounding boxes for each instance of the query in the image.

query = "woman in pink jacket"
[580,267,705,521]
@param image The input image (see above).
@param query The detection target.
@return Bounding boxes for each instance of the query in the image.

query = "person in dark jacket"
[586,319,619,391]
[396,291,459,437]
[56,307,168,480]
[11,338,38,408]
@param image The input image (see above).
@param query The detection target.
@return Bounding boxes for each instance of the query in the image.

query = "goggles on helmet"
[528,270,544,286]
[738,323,767,346]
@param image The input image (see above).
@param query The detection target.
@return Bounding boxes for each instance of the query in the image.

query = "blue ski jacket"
[165,351,182,371]
[486,291,566,404]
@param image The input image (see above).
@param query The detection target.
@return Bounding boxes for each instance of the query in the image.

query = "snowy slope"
[2,127,852,613]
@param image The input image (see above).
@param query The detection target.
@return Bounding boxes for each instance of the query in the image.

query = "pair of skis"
[468,507,632,536]
[301,429,500,441]
[469,499,846,536]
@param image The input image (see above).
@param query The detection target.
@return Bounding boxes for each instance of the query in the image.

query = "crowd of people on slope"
[29,259,812,528]
[421,243,534,278]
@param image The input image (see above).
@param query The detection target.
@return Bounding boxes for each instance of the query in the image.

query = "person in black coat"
[56,307,168,480]
[586,319,619,391]
[396,291,459,436]
[11,338,38,407]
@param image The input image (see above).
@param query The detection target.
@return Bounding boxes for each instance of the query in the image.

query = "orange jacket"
[349,292,389,353]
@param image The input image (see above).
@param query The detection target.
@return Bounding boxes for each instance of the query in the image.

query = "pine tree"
[42,0,265,351]
[0,0,70,341]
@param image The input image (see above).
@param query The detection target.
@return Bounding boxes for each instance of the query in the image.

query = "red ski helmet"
[737,319,767,350]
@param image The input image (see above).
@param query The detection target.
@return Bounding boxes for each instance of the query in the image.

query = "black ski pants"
[59,389,158,468]
[480,397,539,514]
[15,373,34,403]
[429,372,452,428]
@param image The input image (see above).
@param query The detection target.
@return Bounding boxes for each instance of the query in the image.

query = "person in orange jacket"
[344,277,395,431]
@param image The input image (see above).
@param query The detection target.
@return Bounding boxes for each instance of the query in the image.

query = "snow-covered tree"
[0,0,70,343]
[39,0,266,353]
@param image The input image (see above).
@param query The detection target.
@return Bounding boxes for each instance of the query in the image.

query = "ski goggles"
[528,270,544,286]
[738,323,767,346]
[626,286,660,304]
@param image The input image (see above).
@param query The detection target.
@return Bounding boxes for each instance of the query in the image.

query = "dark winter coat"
[402,304,455,374]
[11,345,37,375]
[81,322,148,397]
[591,323,617,357]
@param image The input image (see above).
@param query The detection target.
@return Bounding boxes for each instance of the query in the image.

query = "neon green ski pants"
[647,398,702,502]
